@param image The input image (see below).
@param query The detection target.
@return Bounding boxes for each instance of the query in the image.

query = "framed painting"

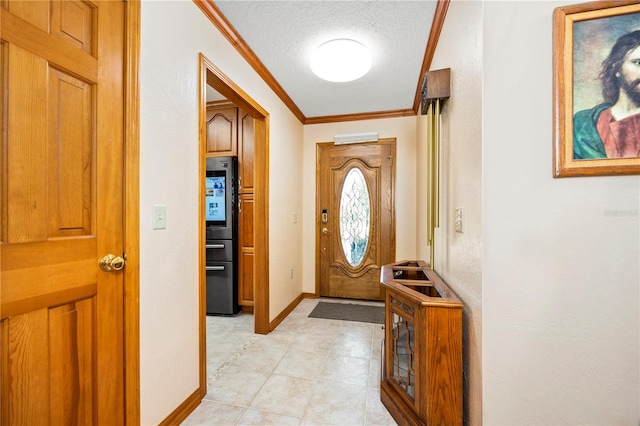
[553,0,640,177]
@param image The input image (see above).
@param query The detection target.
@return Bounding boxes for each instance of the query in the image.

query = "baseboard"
[269,293,304,331]
[158,388,202,426]
[302,292,317,299]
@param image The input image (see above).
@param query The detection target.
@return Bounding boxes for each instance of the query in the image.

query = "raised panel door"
[206,103,237,156]
[238,194,254,306]
[0,1,126,423]
[317,141,395,301]
[238,108,254,193]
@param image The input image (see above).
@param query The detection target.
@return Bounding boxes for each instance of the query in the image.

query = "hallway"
[183,298,397,425]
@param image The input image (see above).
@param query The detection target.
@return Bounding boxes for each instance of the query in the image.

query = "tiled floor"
[182,298,397,425]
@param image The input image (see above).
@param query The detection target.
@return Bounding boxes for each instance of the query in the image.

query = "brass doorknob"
[322,227,329,234]
[99,254,126,272]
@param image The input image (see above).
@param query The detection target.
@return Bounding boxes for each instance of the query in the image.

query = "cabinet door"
[206,104,237,156]
[384,293,421,414]
[238,109,254,193]
[238,194,254,306]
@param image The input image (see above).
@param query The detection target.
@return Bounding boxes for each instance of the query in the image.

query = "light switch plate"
[153,204,167,229]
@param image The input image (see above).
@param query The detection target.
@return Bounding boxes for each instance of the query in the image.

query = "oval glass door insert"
[339,167,371,266]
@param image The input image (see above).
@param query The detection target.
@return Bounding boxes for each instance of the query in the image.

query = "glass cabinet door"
[390,310,416,400]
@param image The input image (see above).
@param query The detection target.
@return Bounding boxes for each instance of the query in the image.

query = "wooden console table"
[380,260,463,425]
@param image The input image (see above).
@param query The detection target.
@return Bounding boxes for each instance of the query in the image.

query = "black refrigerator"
[205,156,239,315]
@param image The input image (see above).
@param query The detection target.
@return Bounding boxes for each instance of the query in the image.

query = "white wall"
[138,1,639,424]
[301,117,418,294]
[139,2,303,423]
[483,1,639,424]
[421,1,484,424]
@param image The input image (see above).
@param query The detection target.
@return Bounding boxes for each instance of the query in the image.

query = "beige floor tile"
[205,366,270,407]
[251,331,296,351]
[290,333,335,354]
[300,419,332,426]
[273,349,329,380]
[207,334,254,354]
[368,356,382,389]
[186,300,397,426]
[181,399,245,425]
[206,353,227,377]
[288,299,320,316]
[371,337,383,360]
[249,374,317,418]
[299,419,334,425]
[337,321,375,339]
[206,313,252,331]
[303,381,367,425]
[365,388,397,425]
[330,335,372,359]
[236,408,301,425]
[274,315,309,333]
[228,346,287,374]
[320,354,370,386]
[302,318,342,335]
[373,324,385,341]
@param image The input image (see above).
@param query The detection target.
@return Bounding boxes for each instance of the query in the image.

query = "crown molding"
[195,0,448,124]
[304,109,415,125]
[412,0,451,114]
[193,0,305,123]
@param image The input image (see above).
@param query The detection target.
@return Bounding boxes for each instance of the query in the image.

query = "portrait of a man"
[573,29,640,159]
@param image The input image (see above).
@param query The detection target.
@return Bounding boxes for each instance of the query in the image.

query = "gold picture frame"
[553,0,640,177]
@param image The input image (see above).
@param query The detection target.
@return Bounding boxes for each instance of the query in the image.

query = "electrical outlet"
[289,267,294,279]
[455,208,463,233]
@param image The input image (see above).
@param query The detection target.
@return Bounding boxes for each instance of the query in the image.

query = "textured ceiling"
[213,1,438,120]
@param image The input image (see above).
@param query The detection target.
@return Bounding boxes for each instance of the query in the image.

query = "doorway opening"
[198,54,270,394]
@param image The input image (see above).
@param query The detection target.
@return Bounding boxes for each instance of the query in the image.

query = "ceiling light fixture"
[310,39,372,83]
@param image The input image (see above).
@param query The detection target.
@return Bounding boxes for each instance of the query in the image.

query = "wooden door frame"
[124,1,141,424]
[314,139,397,297]
[198,54,270,396]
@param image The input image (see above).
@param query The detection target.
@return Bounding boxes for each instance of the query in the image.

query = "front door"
[317,140,395,301]
[1,1,126,423]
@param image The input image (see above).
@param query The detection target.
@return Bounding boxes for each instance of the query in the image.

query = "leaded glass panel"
[391,312,415,400]
[339,167,370,267]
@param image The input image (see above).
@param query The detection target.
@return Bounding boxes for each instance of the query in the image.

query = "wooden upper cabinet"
[206,102,237,156]
[238,109,254,193]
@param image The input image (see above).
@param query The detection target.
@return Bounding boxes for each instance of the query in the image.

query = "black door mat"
[308,301,384,324]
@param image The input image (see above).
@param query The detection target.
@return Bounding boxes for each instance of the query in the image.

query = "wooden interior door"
[317,140,395,301]
[1,1,126,423]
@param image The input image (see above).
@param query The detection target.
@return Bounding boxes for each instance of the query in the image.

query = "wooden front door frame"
[198,54,270,394]
[315,139,397,298]
[124,1,141,423]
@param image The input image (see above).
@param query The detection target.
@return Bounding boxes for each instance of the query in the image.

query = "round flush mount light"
[310,39,372,83]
